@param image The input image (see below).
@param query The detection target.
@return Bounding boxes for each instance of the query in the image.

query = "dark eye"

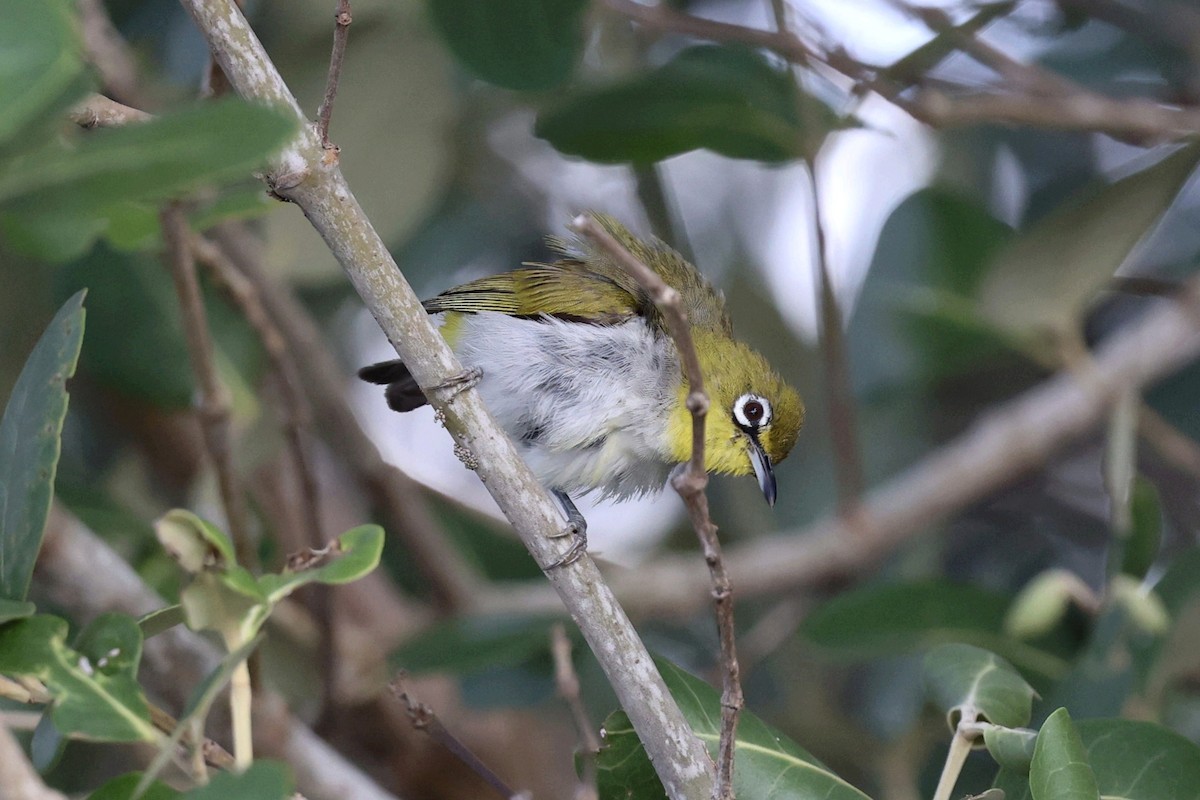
[733,393,772,430]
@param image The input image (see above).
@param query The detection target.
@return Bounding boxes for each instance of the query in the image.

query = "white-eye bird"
[359,215,803,553]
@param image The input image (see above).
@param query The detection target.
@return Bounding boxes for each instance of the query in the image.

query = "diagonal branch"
[174,2,713,796]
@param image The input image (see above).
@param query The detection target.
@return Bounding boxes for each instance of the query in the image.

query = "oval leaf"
[924,643,1036,729]
[0,291,85,601]
[596,659,870,799]
[257,524,384,602]
[536,45,834,164]
[995,718,1200,800]
[1029,708,1099,800]
[978,144,1200,341]
[428,0,587,90]
[983,725,1038,773]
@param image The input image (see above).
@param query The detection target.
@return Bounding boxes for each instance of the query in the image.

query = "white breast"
[451,312,680,499]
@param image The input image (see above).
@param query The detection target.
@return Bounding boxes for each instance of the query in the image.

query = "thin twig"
[189,234,336,718]
[388,674,527,800]
[481,276,1200,618]
[180,2,714,794]
[160,205,257,570]
[601,0,1200,144]
[316,0,352,151]
[146,703,237,771]
[551,624,600,800]
[571,214,741,800]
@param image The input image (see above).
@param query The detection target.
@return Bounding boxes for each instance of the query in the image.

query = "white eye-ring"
[733,393,771,430]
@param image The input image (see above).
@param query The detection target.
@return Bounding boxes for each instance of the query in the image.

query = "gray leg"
[546,490,588,568]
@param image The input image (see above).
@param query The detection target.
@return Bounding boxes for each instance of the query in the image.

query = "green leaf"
[1123,479,1162,579]
[103,186,278,253]
[801,580,1067,678]
[0,98,295,261]
[182,760,292,800]
[137,605,187,640]
[0,291,85,601]
[982,725,1038,773]
[31,710,66,772]
[923,643,1036,729]
[536,45,837,164]
[995,718,1200,800]
[427,0,587,91]
[0,0,89,148]
[0,599,36,623]
[978,145,1200,343]
[1029,709,1099,800]
[257,524,384,602]
[0,614,157,742]
[391,614,564,675]
[596,659,870,799]
[89,772,181,800]
[155,509,237,573]
[179,569,265,647]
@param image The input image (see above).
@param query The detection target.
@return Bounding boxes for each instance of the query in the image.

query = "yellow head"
[667,330,804,504]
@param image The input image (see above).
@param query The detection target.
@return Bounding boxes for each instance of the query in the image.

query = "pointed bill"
[749,437,776,507]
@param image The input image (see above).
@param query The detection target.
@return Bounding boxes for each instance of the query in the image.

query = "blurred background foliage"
[4,0,1200,797]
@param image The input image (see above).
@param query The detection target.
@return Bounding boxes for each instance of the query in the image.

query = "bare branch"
[481,282,1200,617]
[571,215,739,800]
[160,205,257,569]
[316,0,353,150]
[389,674,526,800]
[175,2,713,796]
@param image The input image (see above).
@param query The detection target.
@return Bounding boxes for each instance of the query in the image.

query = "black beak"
[748,437,776,507]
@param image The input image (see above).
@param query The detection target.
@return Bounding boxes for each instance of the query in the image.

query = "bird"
[359,214,803,562]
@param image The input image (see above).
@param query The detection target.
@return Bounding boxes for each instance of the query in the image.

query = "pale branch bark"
[479,283,1200,617]
[33,505,404,800]
[70,94,151,128]
[174,2,713,797]
[316,0,352,149]
[211,225,484,613]
[160,205,257,569]
[571,215,739,800]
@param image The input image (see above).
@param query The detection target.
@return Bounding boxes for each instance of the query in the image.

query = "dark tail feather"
[357,359,428,412]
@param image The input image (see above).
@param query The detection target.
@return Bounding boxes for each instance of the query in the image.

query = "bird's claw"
[545,521,588,569]
[432,367,482,403]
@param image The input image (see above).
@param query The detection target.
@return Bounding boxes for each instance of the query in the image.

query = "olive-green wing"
[423,262,646,325]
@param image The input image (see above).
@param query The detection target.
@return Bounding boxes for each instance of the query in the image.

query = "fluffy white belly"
[450,312,680,499]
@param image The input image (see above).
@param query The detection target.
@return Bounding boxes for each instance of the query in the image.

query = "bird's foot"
[431,366,482,402]
[545,490,588,569]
